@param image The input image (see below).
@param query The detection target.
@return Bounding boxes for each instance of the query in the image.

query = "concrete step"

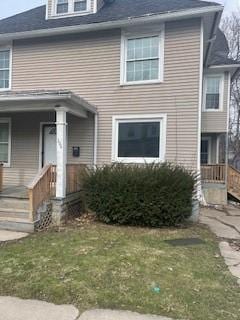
[0,217,34,233]
[0,198,29,211]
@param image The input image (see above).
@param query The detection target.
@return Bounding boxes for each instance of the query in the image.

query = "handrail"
[28,164,56,221]
[201,164,226,184]
[228,165,240,196]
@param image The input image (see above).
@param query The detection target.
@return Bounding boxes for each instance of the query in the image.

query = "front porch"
[0,90,96,232]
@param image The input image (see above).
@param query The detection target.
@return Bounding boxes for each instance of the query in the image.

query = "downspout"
[93,113,98,167]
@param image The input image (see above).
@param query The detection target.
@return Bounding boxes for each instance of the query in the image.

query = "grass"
[0,222,239,320]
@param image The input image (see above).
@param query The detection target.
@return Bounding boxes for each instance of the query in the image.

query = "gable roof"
[210,29,240,66]
[0,0,221,35]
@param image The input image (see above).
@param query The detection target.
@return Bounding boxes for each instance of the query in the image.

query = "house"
[0,0,239,232]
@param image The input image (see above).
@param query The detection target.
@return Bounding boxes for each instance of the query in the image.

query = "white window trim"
[0,118,12,167]
[52,0,91,18]
[112,114,167,164]
[120,26,165,86]
[201,136,211,164]
[0,45,12,92]
[203,74,224,112]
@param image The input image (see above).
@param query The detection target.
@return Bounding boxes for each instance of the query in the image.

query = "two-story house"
[0,0,239,232]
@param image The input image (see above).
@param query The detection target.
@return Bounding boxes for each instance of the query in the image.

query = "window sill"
[120,80,163,87]
[0,88,11,92]
[202,109,223,112]
[112,158,164,164]
[50,10,91,19]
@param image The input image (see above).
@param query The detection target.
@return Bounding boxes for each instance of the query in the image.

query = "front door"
[42,124,57,166]
[201,138,210,164]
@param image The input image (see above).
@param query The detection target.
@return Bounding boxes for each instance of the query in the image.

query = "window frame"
[0,118,12,167]
[54,0,90,16]
[0,46,12,92]
[203,74,224,112]
[112,114,167,164]
[120,28,165,86]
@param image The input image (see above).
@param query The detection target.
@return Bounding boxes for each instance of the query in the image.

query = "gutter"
[204,10,223,67]
[0,5,223,41]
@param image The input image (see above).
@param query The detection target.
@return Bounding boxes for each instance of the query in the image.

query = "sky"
[0,0,239,20]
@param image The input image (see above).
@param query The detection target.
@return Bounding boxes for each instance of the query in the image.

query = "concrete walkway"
[0,298,181,320]
[0,230,28,242]
[200,205,240,285]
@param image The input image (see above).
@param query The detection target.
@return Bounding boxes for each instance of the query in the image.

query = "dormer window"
[74,0,87,12]
[54,0,90,16]
[57,0,69,14]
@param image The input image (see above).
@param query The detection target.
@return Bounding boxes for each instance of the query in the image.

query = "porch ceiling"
[0,90,97,118]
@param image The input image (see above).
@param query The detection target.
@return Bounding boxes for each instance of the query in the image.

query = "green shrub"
[83,163,196,227]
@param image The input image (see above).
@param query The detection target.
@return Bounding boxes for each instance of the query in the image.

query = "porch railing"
[66,164,86,194]
[228,165,240,196]
[28,164,56,221]
[201,164,226,184]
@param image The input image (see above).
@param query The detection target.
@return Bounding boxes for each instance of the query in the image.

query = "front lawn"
[0,223,239,320]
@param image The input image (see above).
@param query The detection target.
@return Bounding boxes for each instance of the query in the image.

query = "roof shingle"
[0,0,221,35]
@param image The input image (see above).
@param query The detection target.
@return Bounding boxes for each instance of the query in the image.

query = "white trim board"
[112,113,167,164]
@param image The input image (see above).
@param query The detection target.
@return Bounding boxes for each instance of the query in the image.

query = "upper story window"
[55,0,89,15]
[121,29,164,85]
[74,0,87,11]
[203,75,224,111]
[0,48,11,90]
[57,0,69,14]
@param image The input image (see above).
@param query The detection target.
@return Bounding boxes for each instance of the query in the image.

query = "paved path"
[0,298,180,320]
[0,230,28,242]
[200,205,240,285]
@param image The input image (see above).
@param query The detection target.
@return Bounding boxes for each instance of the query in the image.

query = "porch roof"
[0,90,97,118]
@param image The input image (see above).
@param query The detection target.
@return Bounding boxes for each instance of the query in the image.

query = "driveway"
[200,204,240,285]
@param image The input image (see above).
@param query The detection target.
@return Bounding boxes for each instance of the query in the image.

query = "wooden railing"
[66,164,86,194]
[28,164,56,221]
[201,164,226,183]
[228,165,240,196]
[0,163,3,192]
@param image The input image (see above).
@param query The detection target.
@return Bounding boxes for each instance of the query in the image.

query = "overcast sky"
[0,0,239,20]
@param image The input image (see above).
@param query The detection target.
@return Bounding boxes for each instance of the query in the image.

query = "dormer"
[46,0,105,19]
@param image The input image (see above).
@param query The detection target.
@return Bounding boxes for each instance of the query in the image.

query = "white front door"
[42,124,57,166]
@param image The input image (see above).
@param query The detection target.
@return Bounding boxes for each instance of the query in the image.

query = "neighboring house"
[0,0,239,232]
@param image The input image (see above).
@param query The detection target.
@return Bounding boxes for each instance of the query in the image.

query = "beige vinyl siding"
[12,18,201,170]
[0,112,94,186]
[47,0,95,18]
[201,72,229,133]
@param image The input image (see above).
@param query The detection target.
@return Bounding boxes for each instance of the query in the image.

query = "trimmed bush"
[83,163,196,227]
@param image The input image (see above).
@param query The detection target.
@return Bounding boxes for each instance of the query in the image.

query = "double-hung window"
[112,115,166,163]
[204,75,223,111]
[121,30,164,85]
[0,119,11,167]
[74,0,87,11]
[0,49,11,90]
[56,0,69,14]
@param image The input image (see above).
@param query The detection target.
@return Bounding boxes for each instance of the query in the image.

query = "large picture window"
[204,75,223,111]
[112,115,166,163]
[121,30,164,85]
[0,49,11,90]
[0,119,11,166]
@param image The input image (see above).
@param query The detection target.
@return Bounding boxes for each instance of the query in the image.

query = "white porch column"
[56,107,67,198]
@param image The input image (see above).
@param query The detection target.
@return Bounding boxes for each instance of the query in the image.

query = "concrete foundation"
[202,183,227,205]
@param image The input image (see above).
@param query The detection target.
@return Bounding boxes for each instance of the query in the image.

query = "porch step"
[0,198,29,211]
[0,217,34,233]
[0,209,29,220]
